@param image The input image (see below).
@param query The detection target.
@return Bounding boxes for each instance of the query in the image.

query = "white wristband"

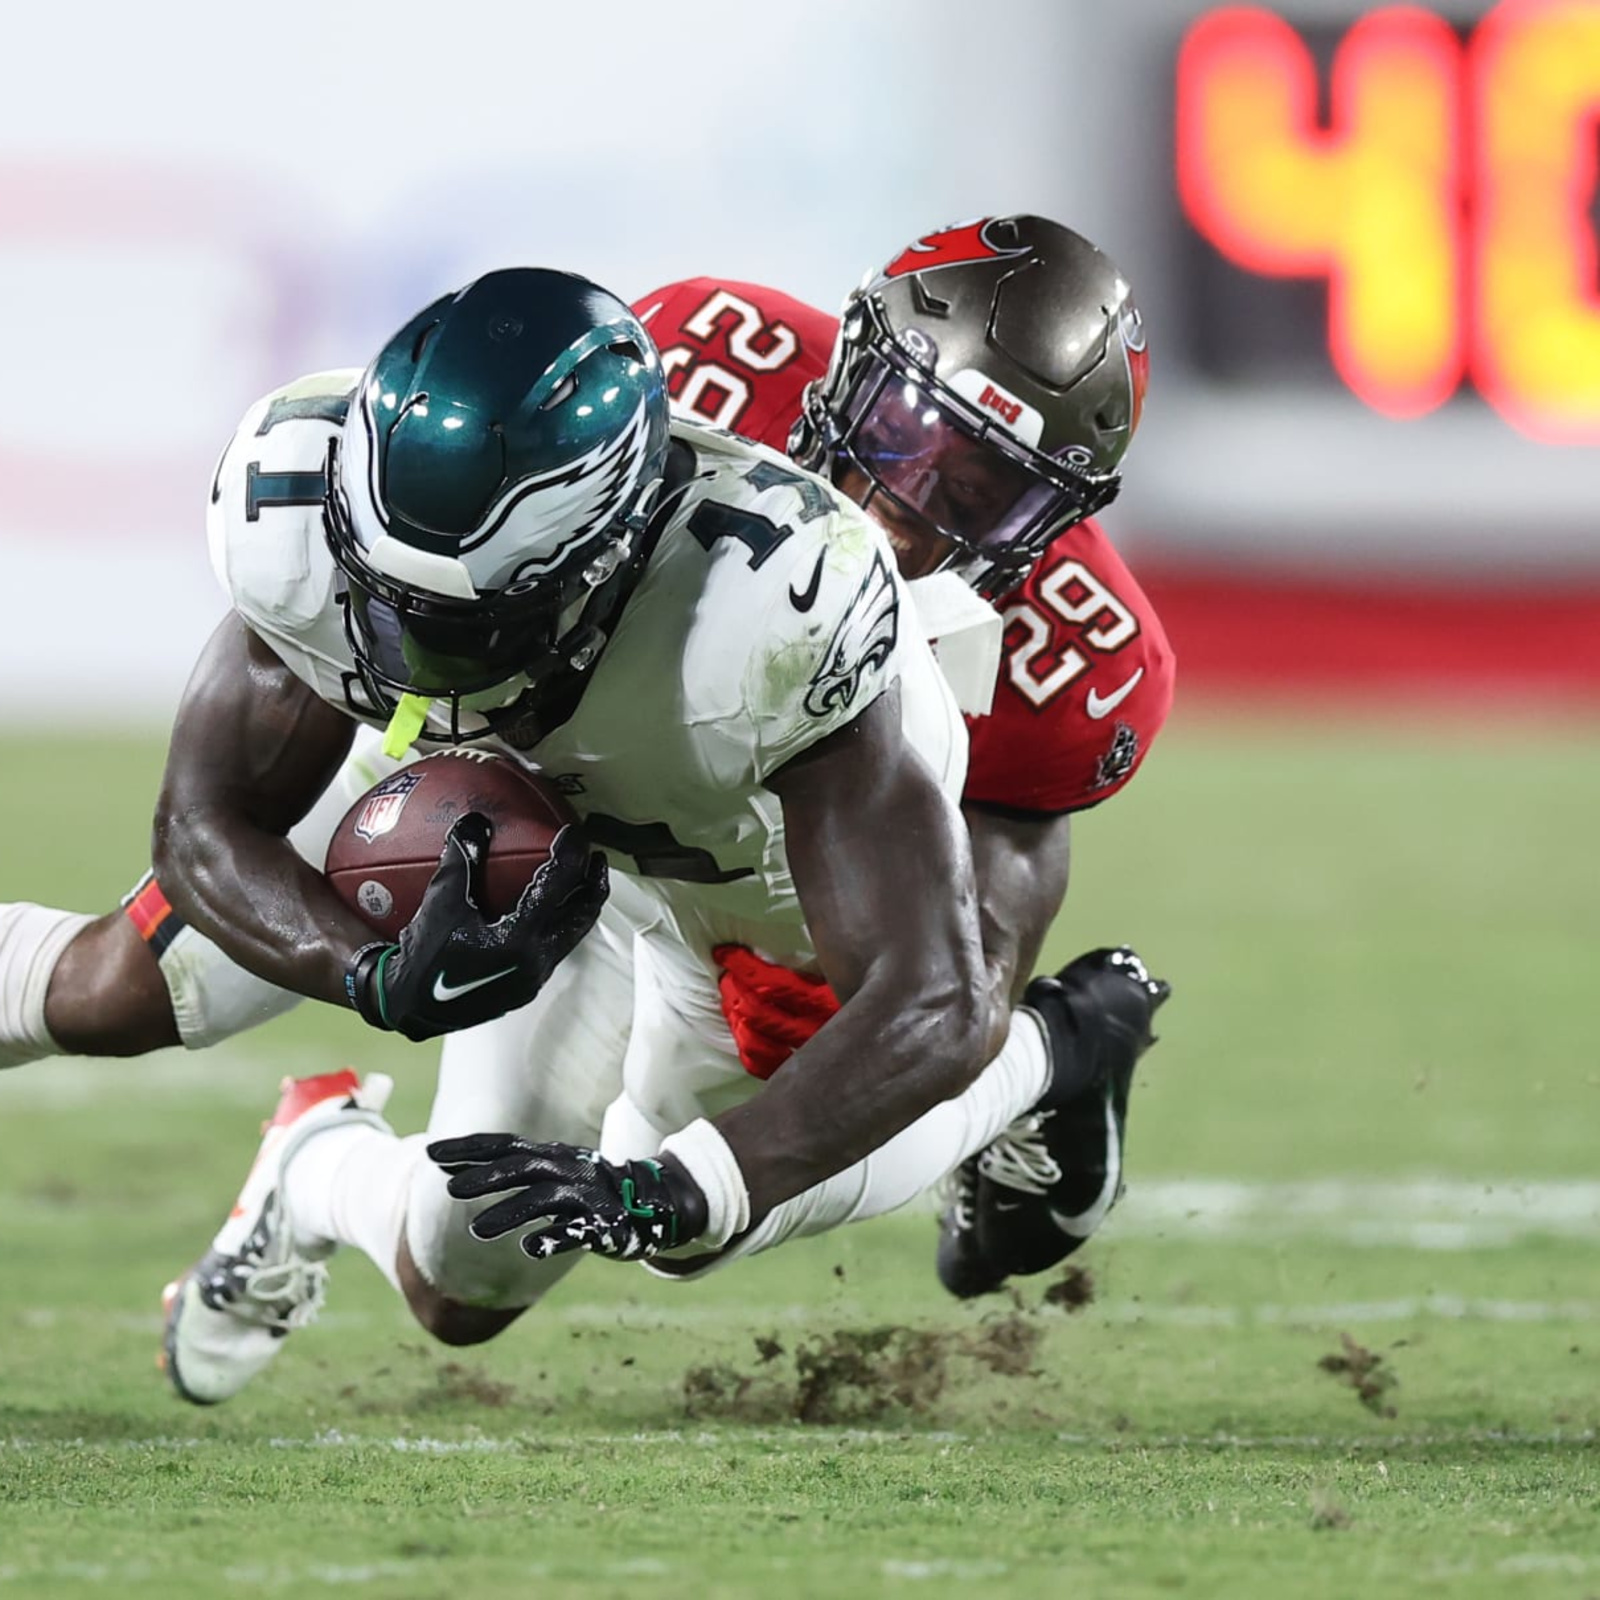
[657,1117,751,1250]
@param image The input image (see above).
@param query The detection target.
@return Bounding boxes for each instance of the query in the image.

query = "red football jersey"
[631,279,1174,815]
[633,278,833,455]
[965,524,1176,811]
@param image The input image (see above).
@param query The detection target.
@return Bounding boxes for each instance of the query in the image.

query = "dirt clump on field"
[1317,1332,1399,1417]
[337,1354,522,1416]
[682,1298,1071,1425]
[967,1308,1046,1377]
[681,1334,791,1423]
[409,1360,518,1411]
[793,1326,954,1422]
[682,1359,779,1422]
[1042,1265,1096,1312]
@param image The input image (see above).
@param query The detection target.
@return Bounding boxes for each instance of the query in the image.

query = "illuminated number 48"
[1177,2,1600,441]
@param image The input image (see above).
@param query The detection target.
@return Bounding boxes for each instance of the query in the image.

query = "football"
[323,750,578,940]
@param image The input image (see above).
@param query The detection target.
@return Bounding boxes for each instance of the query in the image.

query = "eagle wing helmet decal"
[460,397,655,579]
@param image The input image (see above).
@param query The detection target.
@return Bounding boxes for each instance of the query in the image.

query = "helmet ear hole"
[608,338,646,363]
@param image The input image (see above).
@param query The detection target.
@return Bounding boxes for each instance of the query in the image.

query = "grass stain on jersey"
[760,635,829,710]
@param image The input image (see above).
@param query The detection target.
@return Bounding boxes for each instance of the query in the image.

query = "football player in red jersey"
[634,217,1175,1295]
[0,217,1171,1299]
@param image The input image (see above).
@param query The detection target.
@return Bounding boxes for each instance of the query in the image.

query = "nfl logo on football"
[352,771,422,844]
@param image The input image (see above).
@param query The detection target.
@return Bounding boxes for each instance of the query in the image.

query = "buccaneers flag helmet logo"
[877,218,1030,283]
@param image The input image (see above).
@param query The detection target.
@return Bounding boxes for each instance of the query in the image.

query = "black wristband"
[656,1152,710,1245]
[347,941,396,1030]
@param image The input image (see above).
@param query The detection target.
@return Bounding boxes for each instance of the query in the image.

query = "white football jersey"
[206,371,968,958]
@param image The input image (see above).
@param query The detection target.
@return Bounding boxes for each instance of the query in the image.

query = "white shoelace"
[976,1111,1064,1196]
[236,1257,329,1332]
[936,1161,980,1230]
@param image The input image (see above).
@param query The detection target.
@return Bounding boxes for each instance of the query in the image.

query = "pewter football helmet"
[793,215,1146,596]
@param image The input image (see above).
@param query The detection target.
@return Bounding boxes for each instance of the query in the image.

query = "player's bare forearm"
[719,691,1008,1216]
[151,613,369,1007]
[964,803,1072,1005]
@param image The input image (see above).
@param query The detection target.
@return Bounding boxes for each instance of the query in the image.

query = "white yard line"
[0,1047,320,1108]
[2,1424,1595,1454]
[7,1169,1598,1246]
[13,1292,1600,1338]
[3,1433,1600,1459]
[5,1053,1597,1250]
[5,1060,1597,1244]
[0,1550,1591,1587]
[1114,1178,1600,1247]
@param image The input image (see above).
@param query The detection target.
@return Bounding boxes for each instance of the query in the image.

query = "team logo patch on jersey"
[1092,721,1140,791]
[804,549,900,718]
[353,770,423,843]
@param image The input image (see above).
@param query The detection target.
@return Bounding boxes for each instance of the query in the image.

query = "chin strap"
[382,693,432,758]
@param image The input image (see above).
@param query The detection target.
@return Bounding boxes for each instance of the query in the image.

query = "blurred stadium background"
[2,4,1597,1595]
[2,0,1595,715]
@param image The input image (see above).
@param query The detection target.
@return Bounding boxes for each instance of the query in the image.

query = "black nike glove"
[428,1134,709,1261]
[347,816,607,1042]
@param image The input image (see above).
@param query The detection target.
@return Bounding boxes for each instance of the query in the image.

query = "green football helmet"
[325,267,670,737]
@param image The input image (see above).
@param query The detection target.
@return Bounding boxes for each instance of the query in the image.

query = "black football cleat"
[934,1155,1008,1300]
[969,947,1170,1283]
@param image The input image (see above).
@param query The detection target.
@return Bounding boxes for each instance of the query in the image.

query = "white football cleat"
[160,1068,394,1405]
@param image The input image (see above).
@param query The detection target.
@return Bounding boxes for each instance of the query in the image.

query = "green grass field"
[2,711,1597,1599]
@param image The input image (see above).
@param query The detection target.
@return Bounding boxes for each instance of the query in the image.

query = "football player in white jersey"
[33,264,1157,1405]
[0,222,1165,1100]
[2,235,1173,1391]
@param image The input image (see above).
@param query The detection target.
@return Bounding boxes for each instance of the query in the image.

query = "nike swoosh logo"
[1086,667,1144,719]
[432,967,517,1004]
[789,550,827,613]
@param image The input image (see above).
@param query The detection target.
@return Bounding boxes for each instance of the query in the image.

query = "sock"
[0,904,94,1068]
[785,1005,1049,1231]
[284,1124,427,1292]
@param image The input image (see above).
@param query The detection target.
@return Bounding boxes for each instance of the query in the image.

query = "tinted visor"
[832,350,1118,573]
[345,582,569,697]
[325,441,586,700]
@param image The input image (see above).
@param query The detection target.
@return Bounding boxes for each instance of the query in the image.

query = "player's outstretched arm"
[715,684,1011,1219]
[963,805,1073,1007]
[151,612,372,1009]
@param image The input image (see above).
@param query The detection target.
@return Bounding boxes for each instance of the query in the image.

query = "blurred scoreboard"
[1094,1,1599,572]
